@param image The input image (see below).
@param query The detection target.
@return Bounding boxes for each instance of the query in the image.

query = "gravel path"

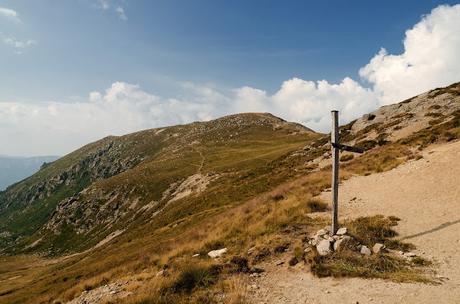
[248,140,460,304]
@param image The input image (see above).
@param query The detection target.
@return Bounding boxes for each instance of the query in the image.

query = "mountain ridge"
[0,82,459,304]
[0,112,317,254]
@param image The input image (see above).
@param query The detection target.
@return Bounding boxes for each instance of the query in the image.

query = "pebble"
[360,245,372,255]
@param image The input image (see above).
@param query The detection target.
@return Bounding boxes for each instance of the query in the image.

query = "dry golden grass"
[2,113,452,303]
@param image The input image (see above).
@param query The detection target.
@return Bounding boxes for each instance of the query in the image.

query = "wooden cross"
[330,110,364,234]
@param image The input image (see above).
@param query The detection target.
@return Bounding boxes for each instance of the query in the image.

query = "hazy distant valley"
[0,156,59,191]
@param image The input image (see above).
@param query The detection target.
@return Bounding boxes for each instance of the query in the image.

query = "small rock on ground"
[316,239,332,256]
[360,245,371,255]
[207,248,227,258]
[336,227,348,235]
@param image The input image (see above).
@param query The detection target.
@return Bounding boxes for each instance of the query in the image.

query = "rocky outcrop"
[0,141,143,212]
[344,82,460,145]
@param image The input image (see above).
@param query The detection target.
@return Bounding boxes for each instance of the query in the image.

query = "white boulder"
[207,248,228,258]
[316,239,332,256]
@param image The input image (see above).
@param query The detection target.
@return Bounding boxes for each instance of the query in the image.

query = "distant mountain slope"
[0,113,318,254]
[0,156,59,190]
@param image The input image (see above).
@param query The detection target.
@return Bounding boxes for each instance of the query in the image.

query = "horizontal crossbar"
[331,142,364,154]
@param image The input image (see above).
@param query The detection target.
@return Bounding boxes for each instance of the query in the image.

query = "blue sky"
[1,0,456,100]
[1,1,460,155]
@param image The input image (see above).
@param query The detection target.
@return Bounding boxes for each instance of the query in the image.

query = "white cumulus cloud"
[0,7,20,22]
[3,37,37,54]
[2,4,460,156]
[115,6,127,20]
[0,79,378,155]
[360,4,460,104]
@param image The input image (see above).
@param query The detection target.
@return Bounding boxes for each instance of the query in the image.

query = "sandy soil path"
[248,140,460,304]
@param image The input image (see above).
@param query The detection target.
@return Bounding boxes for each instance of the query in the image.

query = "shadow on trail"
[401,219,460,240]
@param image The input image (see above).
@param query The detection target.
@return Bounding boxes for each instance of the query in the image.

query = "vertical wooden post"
[331,110,339,235]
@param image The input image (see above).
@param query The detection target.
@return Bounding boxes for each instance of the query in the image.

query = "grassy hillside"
[0,82,459,304]
[0,113,318,255]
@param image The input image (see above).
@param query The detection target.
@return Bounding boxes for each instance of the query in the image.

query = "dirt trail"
[248,140,460,304]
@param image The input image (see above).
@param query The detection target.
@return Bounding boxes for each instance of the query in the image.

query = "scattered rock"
[156,270,165,277]
[67,279,131,304]
[192,253,200,257]
[309,235,322,246]
[336,227,348,235]
[250,284,259,289]
[405,252,417,257]
[208,248,227,258]
[363,113,376,121]
[325,235,335,242]
[372,243,385,254]
[316,239,332,256]
[253,247,271,263]
[435,274,449,281]
[275,260,284,266]
[360,245,371,255]
[249,267,265,274]
[247,247,256,255]
[316,229,328,237]
[274,243,289,253]
[304,246,312,254]
[288,257,299,266]
[333,236,352,252]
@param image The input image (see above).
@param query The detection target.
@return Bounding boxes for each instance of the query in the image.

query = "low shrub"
[168,264,221,294]
[229,256,249,273]
[306,198,328,213]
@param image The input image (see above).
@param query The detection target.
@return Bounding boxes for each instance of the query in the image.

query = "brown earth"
[248,140,460,304]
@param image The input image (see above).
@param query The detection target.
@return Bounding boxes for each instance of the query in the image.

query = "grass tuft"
[167,264,221,294]
[309,249,429,282]
[306,198,328,213]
